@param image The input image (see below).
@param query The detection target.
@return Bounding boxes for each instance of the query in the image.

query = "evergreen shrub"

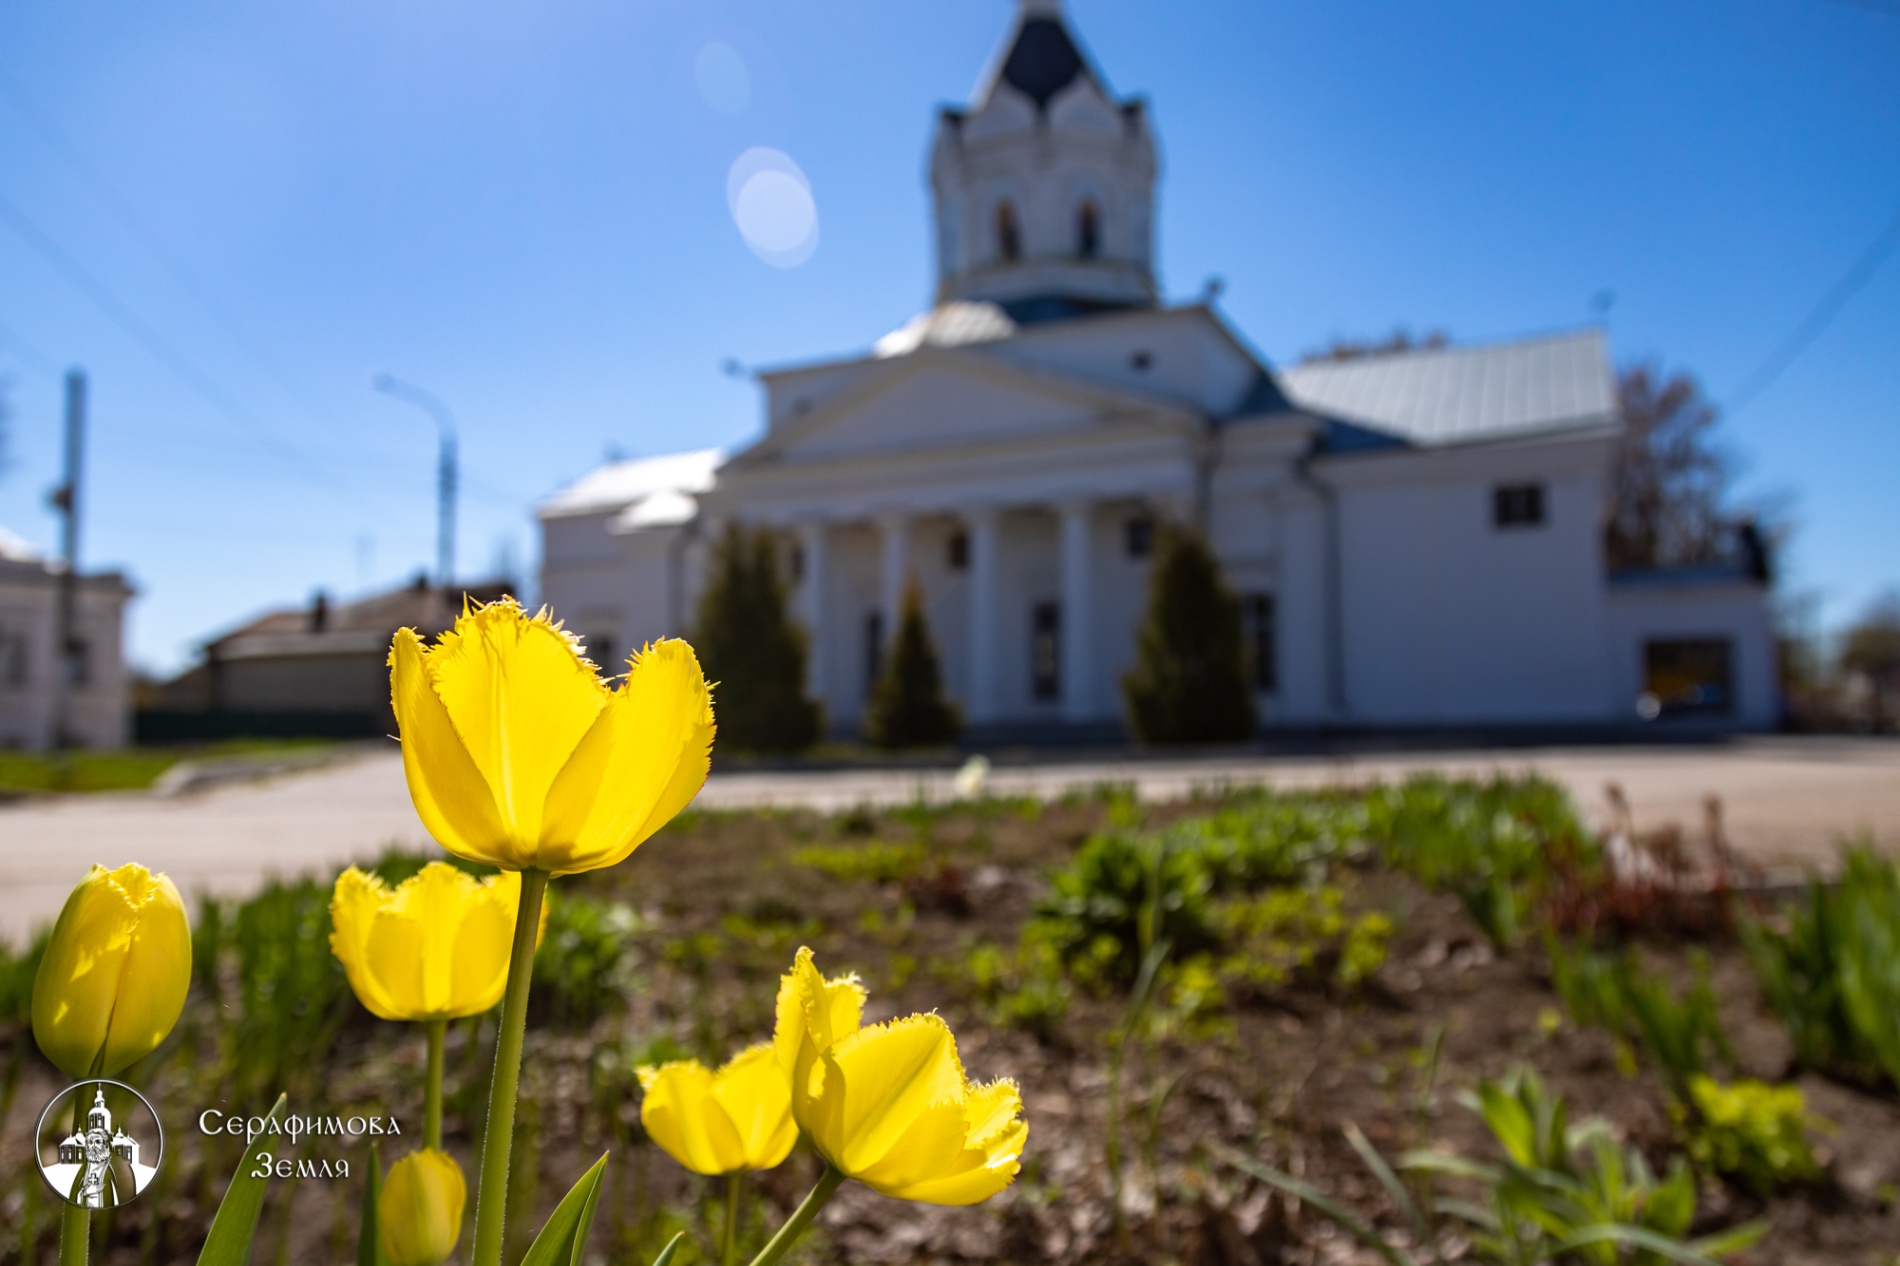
[864,580,960,748]
[1120,522,1256,744]
[692,522,821,752]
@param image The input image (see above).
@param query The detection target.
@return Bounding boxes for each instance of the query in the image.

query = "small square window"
[947,531,969,571]
[1493,483,1545,528]
[1125,516,1155,558]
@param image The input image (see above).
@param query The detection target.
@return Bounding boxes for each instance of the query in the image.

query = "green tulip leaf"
[356,1141,385,1266]
[518,1152,609,1266]
[196,1093,288,1266]
[650,1232,686,1266]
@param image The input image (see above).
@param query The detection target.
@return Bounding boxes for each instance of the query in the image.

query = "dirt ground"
[5,793,1898,1265]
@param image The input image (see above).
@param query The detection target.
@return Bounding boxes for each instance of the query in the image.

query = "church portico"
[754,494,1147,732]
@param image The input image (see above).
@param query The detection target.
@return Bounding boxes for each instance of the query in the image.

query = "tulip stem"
[722,1172,743,1266]
[424,1018,447,1149]
[744,1165,843,1266]
[468,867,548,1266]
[58,1204,87,1266]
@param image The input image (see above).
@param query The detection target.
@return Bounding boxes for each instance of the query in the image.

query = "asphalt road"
[2,736,1896,944]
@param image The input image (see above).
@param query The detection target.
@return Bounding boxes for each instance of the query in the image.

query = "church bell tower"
[929,0,1159,321]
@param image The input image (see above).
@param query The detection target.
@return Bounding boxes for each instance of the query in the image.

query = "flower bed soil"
[1,794,1895,1265]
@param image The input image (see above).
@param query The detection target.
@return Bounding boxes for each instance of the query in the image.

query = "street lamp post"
[371,373,458,587]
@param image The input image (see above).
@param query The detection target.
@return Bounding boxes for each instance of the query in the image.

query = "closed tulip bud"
[32,863,191,1079]
[638,1044,797,1176]
[389,599,714,875]
[775,948,1026,1206]
[330,863,547,1021]
[379,1149,466,1266]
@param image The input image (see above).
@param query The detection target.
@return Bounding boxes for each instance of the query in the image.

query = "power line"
[0,187,370,506]
[0,69,331,415]
[1723,206,1900,416]
[0,311,62,380]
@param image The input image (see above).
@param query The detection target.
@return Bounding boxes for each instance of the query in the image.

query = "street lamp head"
[367,371,458,587]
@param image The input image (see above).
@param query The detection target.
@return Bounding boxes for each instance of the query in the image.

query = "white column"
[796,521,828,703]
[1059,499,1094,722]
[878,513,909,645]
[965,507,1001,724]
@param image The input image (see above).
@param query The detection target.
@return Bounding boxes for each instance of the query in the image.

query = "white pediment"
[738,351,1191,467]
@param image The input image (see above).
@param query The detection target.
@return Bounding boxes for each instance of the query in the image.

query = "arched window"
[995,201,1021,263]
[1076,199,1100,259]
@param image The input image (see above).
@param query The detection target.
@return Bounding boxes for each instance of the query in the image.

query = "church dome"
[929,0,1159,321]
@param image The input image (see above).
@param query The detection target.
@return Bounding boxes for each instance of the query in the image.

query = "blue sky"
[0,0,1894,673]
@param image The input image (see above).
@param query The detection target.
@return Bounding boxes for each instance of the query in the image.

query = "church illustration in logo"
[40,1085,159,1208]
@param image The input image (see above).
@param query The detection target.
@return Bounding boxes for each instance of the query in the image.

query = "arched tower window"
[1076,199,1100,259]
[995,201,1021,263]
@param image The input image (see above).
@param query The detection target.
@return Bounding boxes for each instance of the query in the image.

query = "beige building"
[0,527,134,750]
[147,576,512,739]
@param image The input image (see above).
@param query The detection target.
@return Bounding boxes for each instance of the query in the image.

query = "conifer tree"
[1121,522,1257,744]
[865,579,961,749]
[692,522,821,752]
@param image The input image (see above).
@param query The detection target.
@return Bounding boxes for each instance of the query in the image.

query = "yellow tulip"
[638,1044,798,1176]
[774,948,1027,1206]
[389,598,715,874]
[330,863,548,1021]
[32,863,191,1079]
[379,1149,466,1266]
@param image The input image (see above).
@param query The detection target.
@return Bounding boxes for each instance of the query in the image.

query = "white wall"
[992,308,1261,418]
[0,566,132,749]
[1323,436,1616,724]
[538,512,688,670]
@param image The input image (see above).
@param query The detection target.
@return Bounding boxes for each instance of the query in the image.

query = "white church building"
[540,0,1777,738]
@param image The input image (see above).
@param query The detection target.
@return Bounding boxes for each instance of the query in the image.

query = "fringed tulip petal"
[32,864,190,1079]
[639,1060,748,1176]
[881,1081,1028,1206]
[770,947,1028,1207]
[818,1016,968,1173]
[613,640,718,850]
[843,1093,972,1194]
[640,1044,797,1176]
[447,877,518,1013]
[710,1044,798,1172]
[540,640,714,873]
[388,601,713,874]
[775,946,866,1088]
[329,864,531,1021]
[390,630,510,865]
[358,886,431,1020]
[425,605,607,854]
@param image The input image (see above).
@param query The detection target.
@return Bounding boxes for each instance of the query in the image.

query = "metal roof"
[1277,329,1616,446]
[873,301,1019,358]
[537,448,722,519]
[998,15,1089,110]
[969,1,1109,115]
